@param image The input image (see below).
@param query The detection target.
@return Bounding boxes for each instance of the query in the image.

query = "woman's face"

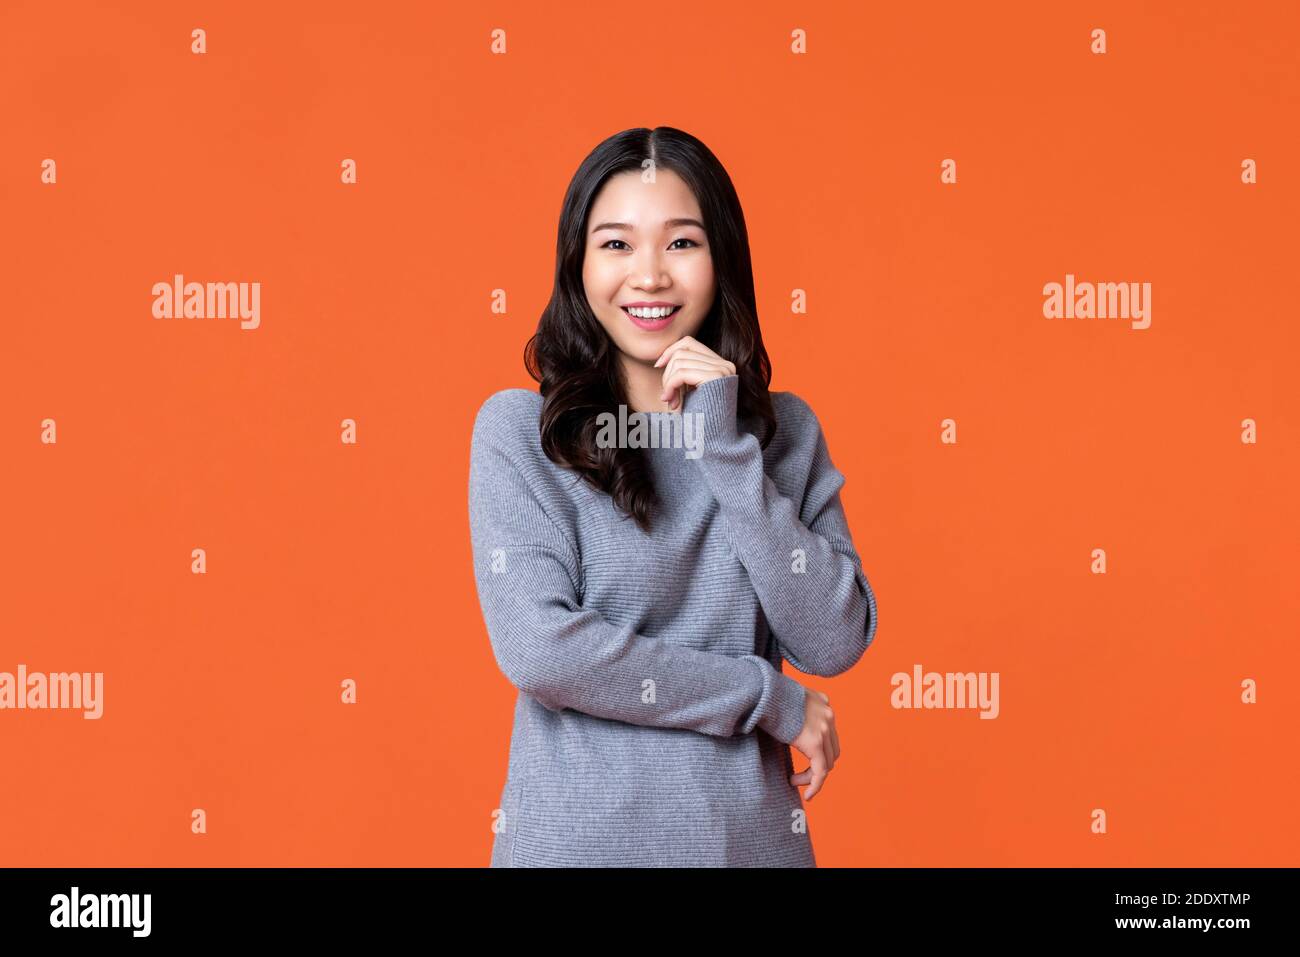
[582,168,715,365]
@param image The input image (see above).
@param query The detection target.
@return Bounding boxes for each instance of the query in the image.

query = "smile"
[621,305,681,330]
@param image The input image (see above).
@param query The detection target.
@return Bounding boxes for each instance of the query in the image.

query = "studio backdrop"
[2,0,1296,867]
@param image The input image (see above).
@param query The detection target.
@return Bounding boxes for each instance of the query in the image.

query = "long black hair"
[523,126,776,532]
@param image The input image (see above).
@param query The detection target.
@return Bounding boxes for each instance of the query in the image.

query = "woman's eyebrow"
[590,217,705,233]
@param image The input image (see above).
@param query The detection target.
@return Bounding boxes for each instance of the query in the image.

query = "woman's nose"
[631,248,665,285]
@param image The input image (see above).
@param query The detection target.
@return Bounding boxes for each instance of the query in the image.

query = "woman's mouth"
[621,305,682,331]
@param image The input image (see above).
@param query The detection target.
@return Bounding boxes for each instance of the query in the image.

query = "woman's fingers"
[660,359,729,406]
[654,338,736,409]
[660,360,721,391]
[791,692,840,796]
[653,335,716,368]
[802,749,829,801]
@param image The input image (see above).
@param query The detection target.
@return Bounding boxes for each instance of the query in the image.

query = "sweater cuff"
[684,374,741,448]
[747,656,807,745]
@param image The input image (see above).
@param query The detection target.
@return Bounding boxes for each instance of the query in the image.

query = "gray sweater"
[468,374,878,866]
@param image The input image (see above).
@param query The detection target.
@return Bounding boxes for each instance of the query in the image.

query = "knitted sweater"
[468,374,879,866]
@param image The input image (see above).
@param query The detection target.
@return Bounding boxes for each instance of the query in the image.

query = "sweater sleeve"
[682,375,879,677]
[467,391,809,744]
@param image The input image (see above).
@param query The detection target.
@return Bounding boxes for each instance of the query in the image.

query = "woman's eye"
[601,238,699,251]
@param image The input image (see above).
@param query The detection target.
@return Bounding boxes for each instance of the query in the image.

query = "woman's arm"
[468,391,808,743]
[683,375,879,677]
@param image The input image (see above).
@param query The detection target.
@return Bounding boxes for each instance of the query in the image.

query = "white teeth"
[625,306,677,319]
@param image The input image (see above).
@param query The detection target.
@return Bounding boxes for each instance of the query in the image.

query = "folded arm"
[468,391,808,743]
[684,376,879,677]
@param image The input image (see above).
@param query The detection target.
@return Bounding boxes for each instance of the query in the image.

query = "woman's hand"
[789,686,841,801]
[653,336,736,411]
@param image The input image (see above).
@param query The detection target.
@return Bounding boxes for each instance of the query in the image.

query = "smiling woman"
[583,179,716,412]
[468,126,879,867]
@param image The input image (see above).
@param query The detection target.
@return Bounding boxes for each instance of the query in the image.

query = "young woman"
[468,126,879,867]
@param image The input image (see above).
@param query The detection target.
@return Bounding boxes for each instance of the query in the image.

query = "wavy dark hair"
[523,126,776,532]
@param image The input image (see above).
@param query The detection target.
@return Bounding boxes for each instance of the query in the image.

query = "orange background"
[2,0,1296,866]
